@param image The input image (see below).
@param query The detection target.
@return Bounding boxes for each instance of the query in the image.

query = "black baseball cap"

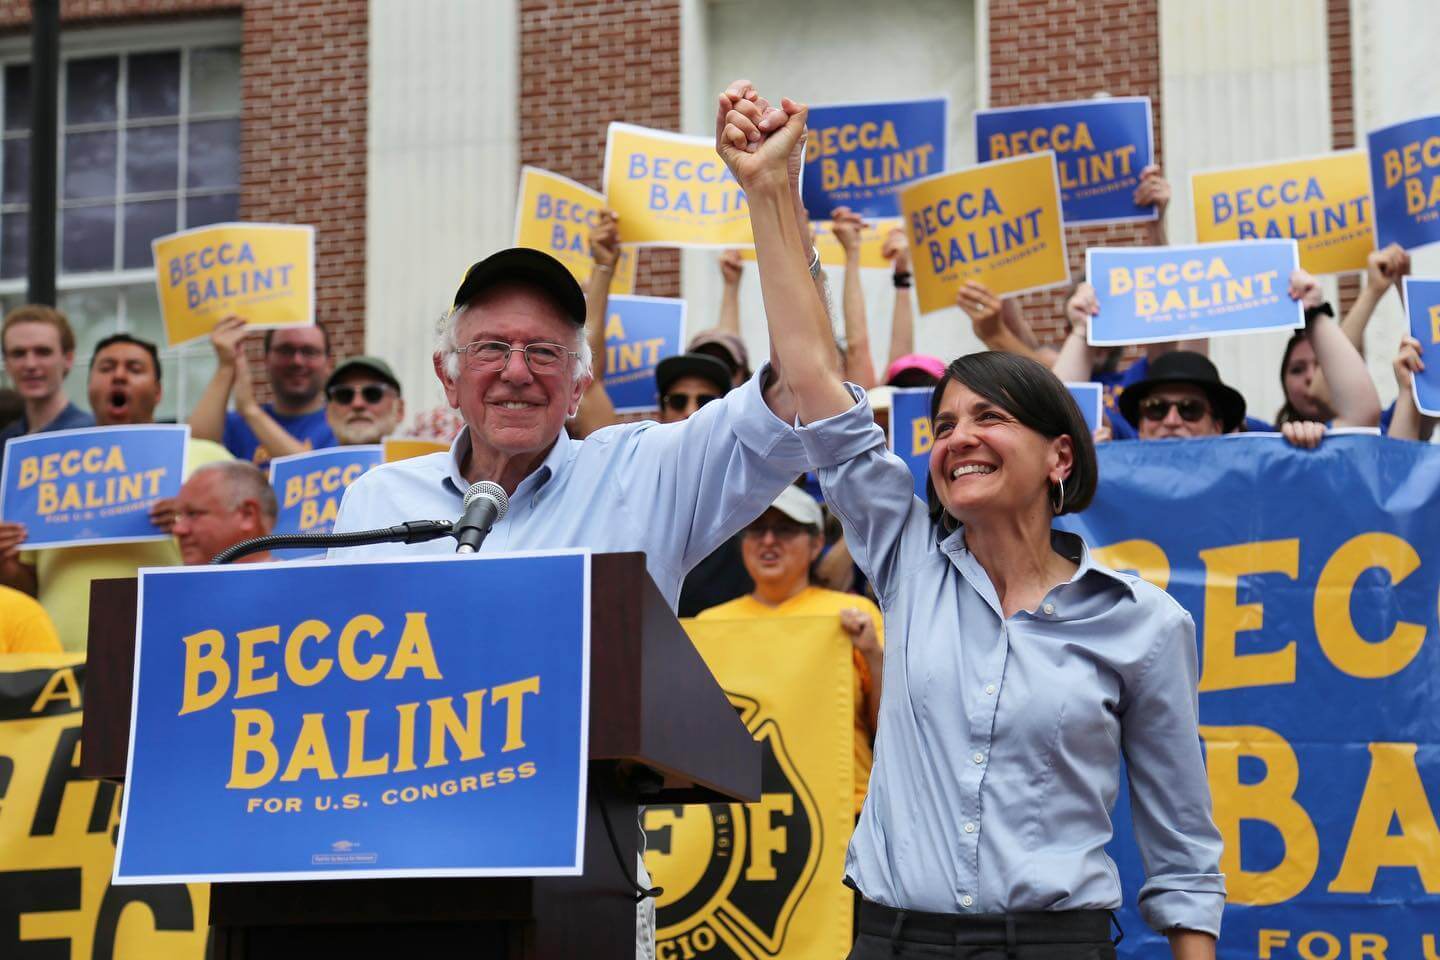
[655,353,733,398]
[452,248,586,326]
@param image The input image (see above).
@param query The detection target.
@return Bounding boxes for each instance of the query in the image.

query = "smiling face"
[88,342,161,425]
[1282,337,1326,420]
[266,327,332,409]
[927,380,1072,526]
[739,508,821,593]
[435,285,589,464]
[172,469,266,565]
[326,370,405,445]
[3,321,72,405]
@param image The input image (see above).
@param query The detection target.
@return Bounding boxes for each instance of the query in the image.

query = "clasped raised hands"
[715,79,806,195]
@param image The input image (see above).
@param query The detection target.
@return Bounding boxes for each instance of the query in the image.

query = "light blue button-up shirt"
[796,388,1225,937]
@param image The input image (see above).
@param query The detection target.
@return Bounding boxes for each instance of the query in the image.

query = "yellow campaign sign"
[152,222,315,348]
[383,437,450,462]
[740,218,903,270]
[0,654,208,957]
[646,618,854,960]
[899,152,1070,313]
[513,165,636,295]
[603,123,753,248]
[1191,151,1375,275]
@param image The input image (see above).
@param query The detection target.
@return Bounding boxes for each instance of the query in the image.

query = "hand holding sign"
[1066,281,1100,340]
[589,210,621,271]
[1366,243,1411,296]
[956,280,1004,340]
[1132,164,1171,216]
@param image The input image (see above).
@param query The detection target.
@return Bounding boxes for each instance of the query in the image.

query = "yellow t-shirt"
[0,584,62,653]
[697,586,884,814]
[24,439,232,652]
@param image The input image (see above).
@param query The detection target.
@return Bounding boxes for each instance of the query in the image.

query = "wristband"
[592,263,614,274]
[807,247,822,278]
[893,271,912,289]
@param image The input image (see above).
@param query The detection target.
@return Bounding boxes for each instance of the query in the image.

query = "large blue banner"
[1367,115,1440,251]
[1066,382,1103,434]
[603,294,686,413]
[1087,241,1302,346]
[0,424,187,549]
[268,445,383,559]
[888,387,934,499]
[803,98,948,221]
[115,551,591,883]
[1058,436,1440,958]
[1405,278,1440,416]
[976,97,1155,225]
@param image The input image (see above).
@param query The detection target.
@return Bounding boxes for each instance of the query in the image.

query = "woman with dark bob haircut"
[712,83,1224,960]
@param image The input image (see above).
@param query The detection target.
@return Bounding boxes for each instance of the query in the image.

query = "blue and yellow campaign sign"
[975,97,1154,225]
[1065,382,1103,434]
[513,166,637,295]
[1057,436,1440,958]
[1404,277,1440,416]
[899,153,1069,313]
[888,387,934,499]
[0,424,188,549]
[602,294,685,414]
[740,217,904,270]
[268,445,383,559]
[1367,115,1440,251]
[1191,151,1374,274]
[1086,240,1302,346]
[802,97,947,221]
[115,551,591,883]
[152,223,315,347]
[603,123,752,248]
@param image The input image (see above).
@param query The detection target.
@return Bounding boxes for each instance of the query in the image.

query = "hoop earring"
[1050,475,1065,515]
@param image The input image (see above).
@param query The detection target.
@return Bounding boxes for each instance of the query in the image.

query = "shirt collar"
[443,425,575,501]
[940,524,1137,615]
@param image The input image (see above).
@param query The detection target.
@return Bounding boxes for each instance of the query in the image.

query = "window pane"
[123,199,177,269]
[5,64,30,132]
[3,136,28,204]
[56,286,121,365]
[61,204,116,273]
[189,47,241,115]
[1,211,27,279]
[186,118,239,189]
[126,282,165,346]
[65,57,119,126]
[127,52,181,119]
[125,123,179,194]
[185,191,238,228]
[63,129,117,200]
[175,345,217,424]
[154,352,181,422]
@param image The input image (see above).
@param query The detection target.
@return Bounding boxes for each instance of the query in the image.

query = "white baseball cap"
[766,483,823,531]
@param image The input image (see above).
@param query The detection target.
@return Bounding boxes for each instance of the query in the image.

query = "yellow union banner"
[152,222,315,348]
[603,123,752,248]
[645,618,854,960]
[899,152,1070,313]
[513,165,637,295]
[0,654,208,957]
[1191,151,1375,275]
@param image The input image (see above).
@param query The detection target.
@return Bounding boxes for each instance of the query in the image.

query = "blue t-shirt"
[0,401,96,469]
[222,405,334,464]
[1095,356,1148,440]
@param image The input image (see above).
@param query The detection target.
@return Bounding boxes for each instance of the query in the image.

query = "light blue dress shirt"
[796,387,1225,937]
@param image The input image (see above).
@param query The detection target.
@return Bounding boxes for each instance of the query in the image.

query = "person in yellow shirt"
[697,483,883,815]
[0,584,61,653]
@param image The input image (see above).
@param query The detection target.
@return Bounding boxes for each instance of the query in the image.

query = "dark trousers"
[848,900,1117,960]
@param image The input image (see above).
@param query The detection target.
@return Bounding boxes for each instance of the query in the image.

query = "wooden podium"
[82,552,759,959]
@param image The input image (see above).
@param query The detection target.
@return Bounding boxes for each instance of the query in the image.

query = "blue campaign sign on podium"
[803,97,948,221]
[114,551,591,884]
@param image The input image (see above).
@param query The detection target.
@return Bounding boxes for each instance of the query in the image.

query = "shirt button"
[964,821,976,833]
[984,684,996,696]
[1043,602,1055,615]
[973,752,984,764]
[961,895,974,908]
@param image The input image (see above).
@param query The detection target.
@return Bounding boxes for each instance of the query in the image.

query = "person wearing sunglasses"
[1117,351,1246,440]
[324,357,406,446]
[655,353,731,424]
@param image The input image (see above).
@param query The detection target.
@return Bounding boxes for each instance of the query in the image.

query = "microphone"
[455,481,509,554]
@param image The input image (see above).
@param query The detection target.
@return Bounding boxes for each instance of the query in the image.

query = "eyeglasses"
[271,345,325,360]
[1138,397,1211,422]
[458,340,578,374]
[743,521,812,540]
[328,383,393,405]
[661,392,721,413]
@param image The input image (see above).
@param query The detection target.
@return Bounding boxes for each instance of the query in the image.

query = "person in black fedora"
[1118,351,1247,440]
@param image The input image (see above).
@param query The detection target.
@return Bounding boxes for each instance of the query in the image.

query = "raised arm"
[832,206,878,389]
[570,209,620,438]
[716,81,850,423]
[1388,335,1434,441]
[958,280,1052,363]
[718,249,743,335]
[1340,244,1411,354]
[1052,283,1100,382]
[883,227,915,370]
[230,351,306,458]
[1135,164,1170,248]
[189,315,247,441]
[1291,269,1381,427]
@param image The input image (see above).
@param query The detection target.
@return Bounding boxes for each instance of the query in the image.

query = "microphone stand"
[209,520,456,565]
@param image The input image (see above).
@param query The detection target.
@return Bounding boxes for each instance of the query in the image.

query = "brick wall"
[1327,0,1360,310]
[518,0,681,298]
[988,0,1163,346]
[0,0,368,392]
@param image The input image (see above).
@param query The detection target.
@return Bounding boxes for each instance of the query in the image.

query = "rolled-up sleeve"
[1121,599,1227,936]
